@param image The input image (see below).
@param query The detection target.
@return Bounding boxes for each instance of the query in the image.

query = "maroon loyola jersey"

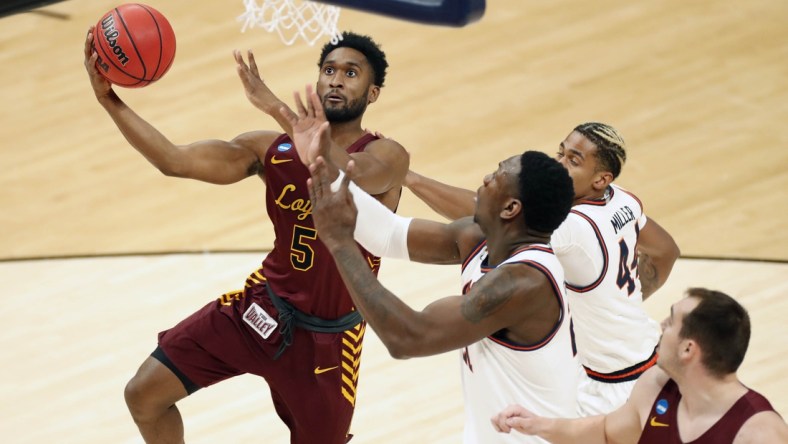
[259,133,382,319]
[638,379,776,444]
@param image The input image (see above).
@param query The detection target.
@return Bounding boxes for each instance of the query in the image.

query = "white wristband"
[330,170,411,260]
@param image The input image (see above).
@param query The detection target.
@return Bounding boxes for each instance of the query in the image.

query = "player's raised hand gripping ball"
[92,3,176,88]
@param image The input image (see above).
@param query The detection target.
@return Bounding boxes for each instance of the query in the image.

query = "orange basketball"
[92,3,176,88]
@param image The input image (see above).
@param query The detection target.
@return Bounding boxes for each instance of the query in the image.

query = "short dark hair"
[573,122,627,179]
[518,151,574,233]
[318,31,388,87]
[680,287,751,377]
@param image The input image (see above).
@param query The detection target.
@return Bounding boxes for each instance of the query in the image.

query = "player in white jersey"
[403,122,680,415]
[553,182,662,415]
[288,95,578,443]
[460,243,578,443]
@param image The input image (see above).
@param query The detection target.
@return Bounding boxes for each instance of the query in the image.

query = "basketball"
[92,3,176,88]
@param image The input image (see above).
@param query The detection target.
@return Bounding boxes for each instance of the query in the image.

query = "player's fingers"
[316,120,331,145]
[314,158,329,198]
[340,162,353,194]
[310,88,325,121]
[304,84,316,117]
[308,158,319,175]
[307,177,317,203]
[312,170,324,201]
[84,28,94,58]
[233,49,243,66]
[490,413,502,431]
[294,90,308,117]
[505,417,528,434]
[248,50,260,76]
[344,160,356,183]
[88,51,98,72]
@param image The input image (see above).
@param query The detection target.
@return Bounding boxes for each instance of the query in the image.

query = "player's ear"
[679,339,698,362]
[367,85,380,104]
[591,171,614,192]
[500,198,522,220]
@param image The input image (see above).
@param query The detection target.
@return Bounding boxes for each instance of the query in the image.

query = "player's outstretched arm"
[405,170,476,220]
[637,217,680,300]
[491,406,608,444]
[234,49,296,139]
[308,163,539,358]
[84,27,277,185]
[491,368,659,443]
[307,154,472,265]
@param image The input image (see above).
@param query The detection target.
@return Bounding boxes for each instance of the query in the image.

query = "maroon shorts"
[156,283,365,444]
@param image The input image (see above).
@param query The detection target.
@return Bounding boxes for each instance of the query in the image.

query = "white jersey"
[460,242,579,444]
[551,184,660,378]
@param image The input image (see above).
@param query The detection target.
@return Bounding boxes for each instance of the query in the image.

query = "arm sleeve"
[331,170,412,260]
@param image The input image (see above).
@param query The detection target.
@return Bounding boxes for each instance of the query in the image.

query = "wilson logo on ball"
[100,14,130,66]
[92,3,176,88]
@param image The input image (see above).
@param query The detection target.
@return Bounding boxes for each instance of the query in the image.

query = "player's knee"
[124,375,151,419]
[124,372,173,423]
[125,358,189,422]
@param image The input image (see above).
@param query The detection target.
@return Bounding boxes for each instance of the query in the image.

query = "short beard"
[324,94,368,123]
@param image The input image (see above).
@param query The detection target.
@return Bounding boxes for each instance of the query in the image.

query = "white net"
[238,0,342,46]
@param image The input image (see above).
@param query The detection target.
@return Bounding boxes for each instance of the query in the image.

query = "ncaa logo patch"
[656,399,669,415]
[277,143,292,152]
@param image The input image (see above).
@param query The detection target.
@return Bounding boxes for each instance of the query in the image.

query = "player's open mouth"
[325,93,345,104]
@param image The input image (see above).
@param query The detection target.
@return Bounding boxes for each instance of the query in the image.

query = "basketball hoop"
[238,0,342,46]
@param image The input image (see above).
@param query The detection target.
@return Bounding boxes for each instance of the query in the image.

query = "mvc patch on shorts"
[243,302,278,340]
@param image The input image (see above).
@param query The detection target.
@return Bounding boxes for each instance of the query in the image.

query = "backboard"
[316,0,485,27]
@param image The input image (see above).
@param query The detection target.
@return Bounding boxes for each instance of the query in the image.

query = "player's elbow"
[669,240,681,262]
[154,157,190,178]
[383,337,416,360]
[387,347,411,360]
[657,237,681,268]
[642,234,680,267]
[157,164,184,178]
[381,332,425,360]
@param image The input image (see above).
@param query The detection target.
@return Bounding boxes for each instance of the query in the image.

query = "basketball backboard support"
[314,0,485,27]
[238,0,485,47]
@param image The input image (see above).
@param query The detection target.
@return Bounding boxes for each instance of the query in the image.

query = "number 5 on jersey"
[291,225,317,271]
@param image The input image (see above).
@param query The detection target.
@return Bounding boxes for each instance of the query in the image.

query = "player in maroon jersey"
[84,30,408,443]
[490,287,788,443]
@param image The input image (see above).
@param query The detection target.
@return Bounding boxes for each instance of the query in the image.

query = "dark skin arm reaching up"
[84,26,278,184]
[234,49,295,140]
[307,158,562,359]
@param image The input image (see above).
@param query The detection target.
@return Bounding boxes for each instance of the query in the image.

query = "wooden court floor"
[1,0,786,442]
[0,256,785,442]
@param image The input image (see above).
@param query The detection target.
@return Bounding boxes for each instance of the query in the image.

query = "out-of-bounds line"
[0,252,785,265]
[0,249,272,264]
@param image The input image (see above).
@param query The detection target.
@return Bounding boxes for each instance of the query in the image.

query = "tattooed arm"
[638,217,680,300]
[308,158,561,358]
[325,239,556,358]
[637,252,660,299]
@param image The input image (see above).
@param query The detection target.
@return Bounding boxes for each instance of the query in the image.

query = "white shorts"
[576,367,637,416]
